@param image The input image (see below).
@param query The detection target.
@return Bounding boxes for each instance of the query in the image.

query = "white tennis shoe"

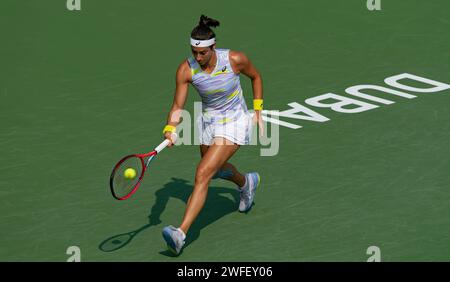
[238,172,260,212]
[162,225,186,255]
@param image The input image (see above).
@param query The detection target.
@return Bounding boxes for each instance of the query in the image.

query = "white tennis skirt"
[197,110,253,145]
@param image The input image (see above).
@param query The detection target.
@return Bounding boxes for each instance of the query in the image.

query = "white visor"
[190,38,215,47]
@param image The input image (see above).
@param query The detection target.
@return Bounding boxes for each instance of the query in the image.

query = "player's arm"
[230,51,264,135]
[229,51,263,102]
[163,60,191,145]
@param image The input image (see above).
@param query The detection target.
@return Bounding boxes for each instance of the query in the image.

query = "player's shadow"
[99,177,239,254]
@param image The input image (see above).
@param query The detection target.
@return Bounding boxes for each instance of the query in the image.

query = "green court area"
[1,0,449,261]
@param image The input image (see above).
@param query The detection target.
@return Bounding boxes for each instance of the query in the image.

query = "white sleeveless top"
[187,49,248,124]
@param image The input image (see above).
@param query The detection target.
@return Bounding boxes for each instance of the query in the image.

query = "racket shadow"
[99,177,239,253]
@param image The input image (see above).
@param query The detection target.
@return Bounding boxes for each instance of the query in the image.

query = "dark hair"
[191,15,220,41]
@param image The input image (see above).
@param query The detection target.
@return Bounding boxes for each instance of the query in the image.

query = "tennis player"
[161,15,264,255]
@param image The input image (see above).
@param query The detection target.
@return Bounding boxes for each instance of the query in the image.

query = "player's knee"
[195,165,214,184]
[212,169,234,180]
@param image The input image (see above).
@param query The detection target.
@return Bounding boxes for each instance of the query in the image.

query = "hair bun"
[199,15,220,28]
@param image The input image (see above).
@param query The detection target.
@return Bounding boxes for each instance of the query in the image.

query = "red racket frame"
[109,151,157,200]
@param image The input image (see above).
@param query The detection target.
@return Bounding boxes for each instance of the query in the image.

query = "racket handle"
[155,133,177,154]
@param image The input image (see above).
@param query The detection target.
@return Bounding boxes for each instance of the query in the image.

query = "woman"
[161,15,264,255]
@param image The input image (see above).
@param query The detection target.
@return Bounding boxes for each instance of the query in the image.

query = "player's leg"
[200,145,246,187]
[162,138,240,255]
[200,143,260,213]
[180,137,240,234]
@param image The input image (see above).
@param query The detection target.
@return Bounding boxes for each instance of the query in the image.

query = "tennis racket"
[109,133,177,200]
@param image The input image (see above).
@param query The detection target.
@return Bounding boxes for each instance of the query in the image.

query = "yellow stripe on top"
[191,67,201,77]
[206,88,225,95]
[218,117,231,124]
[227,89,239,100]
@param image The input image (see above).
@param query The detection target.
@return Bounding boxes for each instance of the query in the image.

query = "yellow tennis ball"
[124,168,137,179]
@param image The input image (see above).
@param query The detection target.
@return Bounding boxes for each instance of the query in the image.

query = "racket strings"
[111,156,143,199]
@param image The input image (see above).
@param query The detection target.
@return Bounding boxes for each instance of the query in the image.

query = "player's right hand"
[164,131,175,147]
